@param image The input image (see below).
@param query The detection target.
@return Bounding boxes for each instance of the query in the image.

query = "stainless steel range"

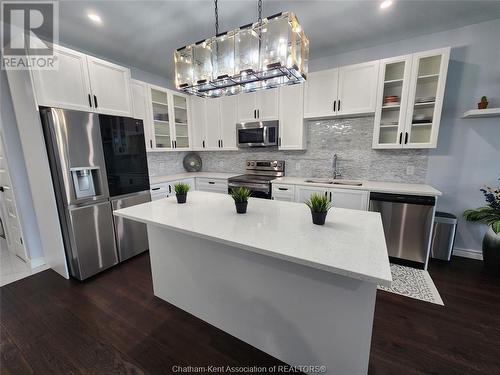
[228,160,285,199]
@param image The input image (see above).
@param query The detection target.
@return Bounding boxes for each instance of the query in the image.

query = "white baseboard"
[453,247,483,261]
[30,257,46,269]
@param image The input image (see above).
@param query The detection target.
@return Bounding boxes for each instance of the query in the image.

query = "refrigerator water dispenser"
[71,167,99,199]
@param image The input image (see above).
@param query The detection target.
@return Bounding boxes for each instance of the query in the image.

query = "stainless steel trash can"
[430,212,458,261]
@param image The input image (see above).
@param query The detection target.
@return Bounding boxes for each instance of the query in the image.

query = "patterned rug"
[378,264,444,306]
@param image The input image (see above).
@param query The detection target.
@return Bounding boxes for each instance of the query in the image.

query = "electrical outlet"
[406,165,415,175]
[295,162,301,171]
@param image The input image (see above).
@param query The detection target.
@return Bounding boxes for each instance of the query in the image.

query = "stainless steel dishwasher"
[369,192,436,269]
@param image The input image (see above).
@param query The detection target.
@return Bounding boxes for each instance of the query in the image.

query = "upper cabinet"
[86,56,133,116]
[373,48,450,149]
[149,85,191,151]
[237,88,279,122]
[31,44,133,116]
[304,60,379,119]
[279,84,306,150]
[130,79,153,150]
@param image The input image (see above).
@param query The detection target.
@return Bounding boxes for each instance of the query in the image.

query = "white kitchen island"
[114,191,392,375]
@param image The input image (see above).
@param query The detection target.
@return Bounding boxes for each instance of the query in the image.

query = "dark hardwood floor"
[1,253,499,374]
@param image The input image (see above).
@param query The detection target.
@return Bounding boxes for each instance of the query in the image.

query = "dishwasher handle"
[369,192,435,206]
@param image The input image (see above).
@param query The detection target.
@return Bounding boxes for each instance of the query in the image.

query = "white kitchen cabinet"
[294,185,369,210]
[271,184,295,202]
[196,178,228,194]
[404,48,450,148]
[179,178,196,192]
[219,96,238,150]
[237,88,278,122]
[304,68,338,118]
[31,44,93,112]
[149,85,191,151]
[86,55,133,116]
[337,60,380,116]
[130,79,153,150]
[31,44,133,116]
[279,84,306,150]
[150,182,170,200]
[372,48,450,149]
[304,61,379,119]
[190,96,206,150]
[204,98,221,150]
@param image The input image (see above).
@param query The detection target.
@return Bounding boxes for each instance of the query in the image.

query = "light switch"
[406,165,415,175]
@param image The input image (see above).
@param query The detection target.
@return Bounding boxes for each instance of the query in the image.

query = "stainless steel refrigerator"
[40,108,150,280]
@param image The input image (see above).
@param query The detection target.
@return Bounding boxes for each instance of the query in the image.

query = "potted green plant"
[478,96,489,109]
[305,193,333,225]
[174,182,190,204]
[464,180,500,271]
[230,187,251,214]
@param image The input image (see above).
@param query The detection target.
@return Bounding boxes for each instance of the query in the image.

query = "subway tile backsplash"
[147,117,428,183]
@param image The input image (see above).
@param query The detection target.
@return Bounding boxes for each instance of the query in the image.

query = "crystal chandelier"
[174,0,309,98]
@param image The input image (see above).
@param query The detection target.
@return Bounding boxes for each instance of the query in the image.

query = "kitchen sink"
[304,179,363,186]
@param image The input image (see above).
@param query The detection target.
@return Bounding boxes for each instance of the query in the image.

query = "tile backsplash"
[147,117,429,183]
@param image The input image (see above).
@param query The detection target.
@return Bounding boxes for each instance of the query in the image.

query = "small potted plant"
[305,193,332,225]
[464,179,500,271]
[478,96,489,109]
[174,182,190,204]
[230,187,251,214]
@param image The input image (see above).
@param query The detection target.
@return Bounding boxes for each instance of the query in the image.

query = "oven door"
[228,182,271,199]
[237,121,278,148]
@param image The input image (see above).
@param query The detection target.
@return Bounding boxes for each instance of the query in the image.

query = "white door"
[31,44,93,112]
[86,56,133,116]
[190,96,206,150]
[304,68,338,118]
[328,188,369,211]
[337,60,380,116]
[130,80,153,150]
[237,91,257,122]
[256,88,279,120]
[404,48,450,149]
[295,186,329,203]
[372,55,413,149]
[0,134,28,261]
[219,96,238,150]
[204,98,221,150]
[279,84,305,150]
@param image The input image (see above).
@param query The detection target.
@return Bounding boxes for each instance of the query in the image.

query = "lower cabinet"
[294,185,369,211]
[150,178,196,200]
[195,178,228,194]
[271,184,295,202]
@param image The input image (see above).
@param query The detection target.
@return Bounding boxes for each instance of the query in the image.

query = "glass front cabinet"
[148,85,191,150]
[373,47,450,149]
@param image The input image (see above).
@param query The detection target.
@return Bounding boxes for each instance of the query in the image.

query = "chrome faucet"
[333,154,342,179]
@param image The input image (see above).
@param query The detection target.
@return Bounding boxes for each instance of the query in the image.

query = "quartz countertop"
[272,177,442,196]
[150,172,240,185]
[114,191,392,286]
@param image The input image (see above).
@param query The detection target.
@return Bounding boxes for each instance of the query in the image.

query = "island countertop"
[114,191,392,286]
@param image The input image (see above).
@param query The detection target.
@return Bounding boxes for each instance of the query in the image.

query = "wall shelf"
[462,108,500,118]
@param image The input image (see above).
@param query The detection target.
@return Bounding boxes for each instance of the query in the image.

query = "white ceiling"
[49,1,500,80]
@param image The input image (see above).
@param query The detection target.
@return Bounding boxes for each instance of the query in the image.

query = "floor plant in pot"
[305,193,332,225]
[230,187,251,214]
[464,180,500,271]
[174,182,190,204]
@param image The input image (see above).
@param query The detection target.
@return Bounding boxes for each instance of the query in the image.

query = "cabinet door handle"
[202,140,205,148]
[333,100,336,112]
[88,94,92,108]
[330,192,332,202]
[337,100,340,111]
[278,187,288,191]
[405,132,409,144]
[324,191,328,197]
[278,137,281,147]
[171,140,174,148]
[399,132,402,144]
[254,109,256,119]
[151,187,160,191]
[257,109,260,118]
[150,139,153,148]
[220,139,223,148]
[168,185,171,194]
[208,181,215,185]
[93,95,98,108]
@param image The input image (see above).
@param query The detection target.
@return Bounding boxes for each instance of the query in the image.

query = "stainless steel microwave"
[236,121,279,148]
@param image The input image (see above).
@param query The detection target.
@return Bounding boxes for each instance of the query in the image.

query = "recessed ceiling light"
[380,0,393,9]
[87,13,102,24]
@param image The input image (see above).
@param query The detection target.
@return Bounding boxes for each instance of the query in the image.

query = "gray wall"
[150,18,500,254]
